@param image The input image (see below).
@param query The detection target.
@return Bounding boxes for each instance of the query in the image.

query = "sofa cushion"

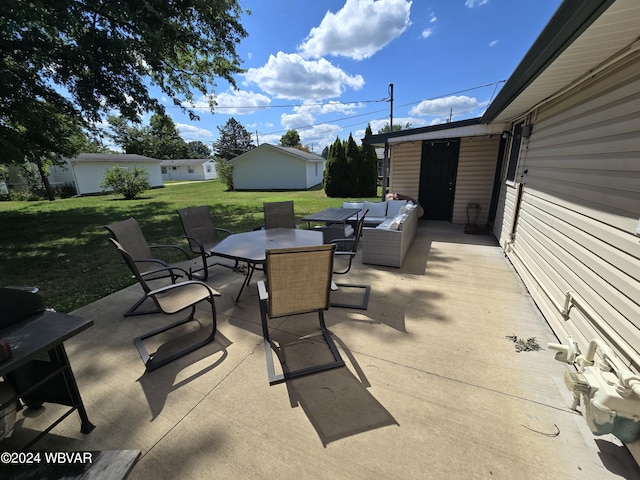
[376,218,394,229]
[386,200,407,218]
[364,201,387,218]
[343,202,364,215]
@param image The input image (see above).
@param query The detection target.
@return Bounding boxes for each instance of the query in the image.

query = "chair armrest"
[181,235,205,255]
[333,251,356,275]
[328,237,355,252]
[215,228,233,237]
[257,280,268,301]
[136,261,190,279]
[150,243,191,259]
[148,280,221,298]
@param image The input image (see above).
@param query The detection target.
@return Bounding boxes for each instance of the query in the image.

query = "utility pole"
[382,83,393,200]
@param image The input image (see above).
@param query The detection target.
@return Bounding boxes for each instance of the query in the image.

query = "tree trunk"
[34,156,55,201]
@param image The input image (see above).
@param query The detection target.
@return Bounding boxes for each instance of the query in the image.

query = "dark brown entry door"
[418,140,460,221]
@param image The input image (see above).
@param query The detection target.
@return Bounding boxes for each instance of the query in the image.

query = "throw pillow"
[386,199,407,217]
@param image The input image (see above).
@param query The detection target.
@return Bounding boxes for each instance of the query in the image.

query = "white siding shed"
[231,144,325,190]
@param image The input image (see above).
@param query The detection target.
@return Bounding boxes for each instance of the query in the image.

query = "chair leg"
[261,307,345,386]
[124,294,161,317]
[134,300,217,372]
[330,283,371,310]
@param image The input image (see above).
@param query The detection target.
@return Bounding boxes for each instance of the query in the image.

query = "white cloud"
[409,95,483,116]
[281,110,316,131]
[243,52,364,101]
[489,40,498,47]
[176,123,215,141]
[421,28,434,39]
[212,90,271,115]
[298,123,343,151]
[430,12,437,23]
[298,0,412,60]
[465,0,489,8]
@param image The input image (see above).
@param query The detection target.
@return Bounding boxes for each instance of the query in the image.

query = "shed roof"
[74,153,160,163]
[231,144,325,163]
[159,158,214,166]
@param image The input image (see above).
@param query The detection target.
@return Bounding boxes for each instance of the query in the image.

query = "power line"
[257,80,506,137]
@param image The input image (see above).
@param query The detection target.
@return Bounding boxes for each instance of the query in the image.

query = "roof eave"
[480,0,615,123]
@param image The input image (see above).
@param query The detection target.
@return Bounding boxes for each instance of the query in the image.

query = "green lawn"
[0,180,380,312]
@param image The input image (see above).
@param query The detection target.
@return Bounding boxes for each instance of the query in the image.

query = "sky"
[149,0,564,154]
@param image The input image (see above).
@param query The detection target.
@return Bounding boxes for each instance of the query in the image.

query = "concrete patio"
[3,221,638,479]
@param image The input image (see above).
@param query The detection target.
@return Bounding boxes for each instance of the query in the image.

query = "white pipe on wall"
[508,245,640,370]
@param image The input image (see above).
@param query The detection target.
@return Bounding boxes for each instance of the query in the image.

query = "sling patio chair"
[105,217,191,316]
[327,209,371,310]
[258,244,345,385]
[177,205,237,281]
[108,238,220,372]
[263,200,297,230]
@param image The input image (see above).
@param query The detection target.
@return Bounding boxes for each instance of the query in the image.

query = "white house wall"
[233,149,307,190]
[498,52,640,371]
[161,161,217,181]
[305,161,325,189]
[74,161,163,194]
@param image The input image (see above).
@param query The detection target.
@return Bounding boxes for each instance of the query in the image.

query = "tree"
[359,125,379,197]
[323,137,350,197]
[377,122,412,134]
[107,114,190,159]
[213,118,254,160]
[100,166,151,200]
[16,104,89,200]
[147,114,188,159]
[1,1,248,166]
[187,141,212,159]
[216,159,234,191]
[280,130,301,148]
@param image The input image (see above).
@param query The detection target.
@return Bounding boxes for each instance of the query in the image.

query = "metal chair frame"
[328,210,371,310]
[177,206,236,281]
[109,238,220,372]
[258,244,344,385]
[105,217,191,317]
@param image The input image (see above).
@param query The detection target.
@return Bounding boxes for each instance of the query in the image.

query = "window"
[206,165,212,173]
[187,166,194,173]
[505,121,524,184]
[161,167,167,174]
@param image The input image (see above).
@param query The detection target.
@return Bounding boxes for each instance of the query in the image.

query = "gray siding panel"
[453,137,501,225]
[506,54,640,367]
[389,142,421,199]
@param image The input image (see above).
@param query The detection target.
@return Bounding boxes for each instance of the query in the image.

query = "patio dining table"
[210,228,323,302]
[301,207,361,229]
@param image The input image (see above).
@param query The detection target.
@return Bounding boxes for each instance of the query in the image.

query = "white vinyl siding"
[389,142,421,198]
[452,136,501,225]
[503,53,640,369]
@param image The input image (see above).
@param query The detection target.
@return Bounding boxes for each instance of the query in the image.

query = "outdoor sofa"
[342,199,410,227]
[360,203,419,268]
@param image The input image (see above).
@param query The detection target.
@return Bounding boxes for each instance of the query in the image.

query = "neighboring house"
[12,153,164,196]
[7,153,163,195]
[367,0,640,458]
[231,144,325,190]
[160,158,217,181]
